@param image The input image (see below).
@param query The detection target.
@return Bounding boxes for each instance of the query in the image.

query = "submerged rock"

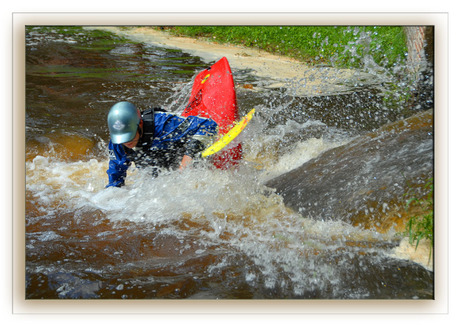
[266,109,433,232]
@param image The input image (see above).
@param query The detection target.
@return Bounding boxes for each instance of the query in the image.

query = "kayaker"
[106,101,218,188]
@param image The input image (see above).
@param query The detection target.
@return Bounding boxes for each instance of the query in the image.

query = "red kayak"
[182,57,242,168]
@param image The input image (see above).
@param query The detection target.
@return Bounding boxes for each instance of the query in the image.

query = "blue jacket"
[106,111,218,187]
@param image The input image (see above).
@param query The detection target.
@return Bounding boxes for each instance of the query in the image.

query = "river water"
[25,26,433,299]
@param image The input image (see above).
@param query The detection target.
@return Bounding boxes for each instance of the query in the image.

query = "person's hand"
[179,155,193,171]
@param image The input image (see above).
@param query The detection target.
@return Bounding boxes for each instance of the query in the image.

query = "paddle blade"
[202,108,255,158]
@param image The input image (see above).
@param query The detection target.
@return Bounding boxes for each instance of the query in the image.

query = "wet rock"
[266,109,433,231]
[331,254,434,299]
[47,272,102,299]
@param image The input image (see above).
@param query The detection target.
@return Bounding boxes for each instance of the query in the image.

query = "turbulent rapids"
[24,26,433,299]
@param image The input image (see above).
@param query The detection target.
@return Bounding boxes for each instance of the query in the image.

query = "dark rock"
[266,109,433,231]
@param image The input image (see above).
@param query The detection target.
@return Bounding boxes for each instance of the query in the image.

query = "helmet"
[107,102,141,144]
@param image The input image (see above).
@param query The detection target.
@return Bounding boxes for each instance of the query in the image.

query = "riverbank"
[86,26,380,96]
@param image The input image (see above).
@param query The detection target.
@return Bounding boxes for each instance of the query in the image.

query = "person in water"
[106,101,218,187]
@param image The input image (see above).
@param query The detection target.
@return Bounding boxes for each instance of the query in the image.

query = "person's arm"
[106,142,131,188]
[153,113,218,171]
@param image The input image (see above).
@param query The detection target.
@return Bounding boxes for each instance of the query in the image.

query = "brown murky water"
[25,26,433,299]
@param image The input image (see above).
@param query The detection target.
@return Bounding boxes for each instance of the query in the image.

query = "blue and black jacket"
[106,108,218,187]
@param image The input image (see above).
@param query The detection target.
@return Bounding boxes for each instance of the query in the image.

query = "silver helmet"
[107,102,141,144]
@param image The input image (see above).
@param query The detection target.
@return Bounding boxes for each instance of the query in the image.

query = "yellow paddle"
[201,108,255,157]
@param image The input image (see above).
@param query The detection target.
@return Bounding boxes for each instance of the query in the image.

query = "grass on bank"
[399,178,433,265]
[163,26,408,71]
[403,179,434,250]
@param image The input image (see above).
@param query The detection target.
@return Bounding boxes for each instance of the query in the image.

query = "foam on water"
[26,134,397,297]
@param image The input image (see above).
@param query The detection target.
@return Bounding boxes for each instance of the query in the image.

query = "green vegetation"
[403,178,434,255]
[165,26,408,70]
